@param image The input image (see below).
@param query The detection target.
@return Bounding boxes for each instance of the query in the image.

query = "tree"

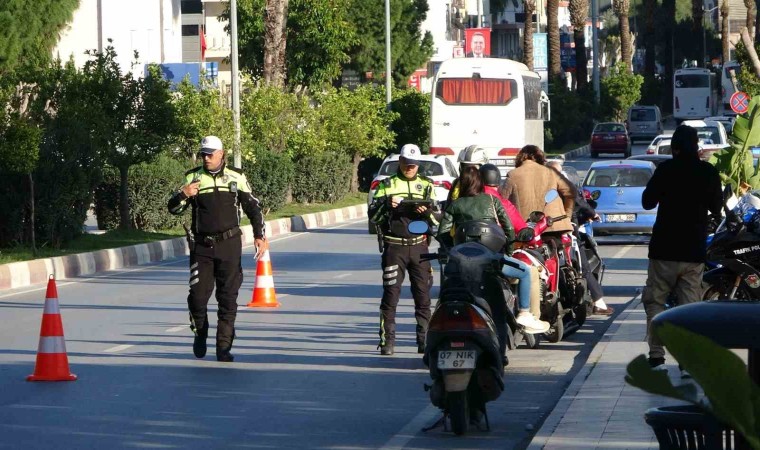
[0,0,79,75]
[82,45,177,229]
[172,79,234,162]
[523,0,537,70]
[722,0,730,64]
[547,0,563,81]
[601,61,644,121]
[263,0,288,87]
[346,0,434,87]
[569,0,589,90]
[692,0,704,65]
[643,0,657,76]
[613,0,632,72]
[745,0,757,38]
[226,0,355,88]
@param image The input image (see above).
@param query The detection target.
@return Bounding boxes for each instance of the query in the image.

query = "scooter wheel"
[544,318,564,343]
[523,332,540,349]
[448,391,470,436]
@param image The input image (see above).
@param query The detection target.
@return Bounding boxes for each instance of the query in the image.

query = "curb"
[0,203,368,291]
[526,291,643,449]
[563,144,590,159]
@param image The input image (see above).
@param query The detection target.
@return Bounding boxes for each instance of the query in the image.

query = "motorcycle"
[511,191,588,343]
[702,186,760,300]
[408,219,527,435]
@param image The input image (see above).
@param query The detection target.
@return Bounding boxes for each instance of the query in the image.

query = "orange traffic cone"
[247,250,280,308]
[27,276,77,382]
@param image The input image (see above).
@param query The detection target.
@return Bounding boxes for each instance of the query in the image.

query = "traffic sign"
[730,91,751,114]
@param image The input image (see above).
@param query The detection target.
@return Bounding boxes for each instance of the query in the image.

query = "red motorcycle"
[511,191,588,343]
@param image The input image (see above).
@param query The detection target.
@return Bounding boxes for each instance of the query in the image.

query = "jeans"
[501,256,532,310]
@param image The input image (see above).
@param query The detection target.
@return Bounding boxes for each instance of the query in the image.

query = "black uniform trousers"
[379,242,432,347]
[187,234,243,351]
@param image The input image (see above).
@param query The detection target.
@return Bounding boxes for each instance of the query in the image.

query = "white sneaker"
[516,311,551,334]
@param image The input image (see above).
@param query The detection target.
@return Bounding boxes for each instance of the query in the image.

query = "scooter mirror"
[528,211,545,223]
[516,227,535,242]
[407,220,429,235]
[545,189,559,203]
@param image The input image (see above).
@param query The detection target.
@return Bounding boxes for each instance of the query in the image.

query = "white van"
[626,105,663,142]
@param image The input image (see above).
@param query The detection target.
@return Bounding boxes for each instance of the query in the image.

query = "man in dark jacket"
[641,125,722,373]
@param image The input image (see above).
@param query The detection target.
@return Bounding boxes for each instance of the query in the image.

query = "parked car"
[627,154,673,167]
[581,160,657,234]
[366,153,458,234]
[681,119,729,161]
[626,105,663,142]
[645,134,672,154]
[705,115,735,134]
[590,122,631,158]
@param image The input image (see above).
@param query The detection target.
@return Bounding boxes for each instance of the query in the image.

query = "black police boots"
[216,349,234,362]
[193,321,209,359]
[378,343,394,356]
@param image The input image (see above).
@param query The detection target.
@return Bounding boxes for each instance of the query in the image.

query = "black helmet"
[479,164,501,187]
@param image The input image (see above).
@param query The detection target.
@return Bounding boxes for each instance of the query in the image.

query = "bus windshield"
[435,78,518,105]
[675,74,709,88]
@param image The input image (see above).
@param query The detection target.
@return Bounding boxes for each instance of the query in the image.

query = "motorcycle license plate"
[437,350,477,369]
[606,214,636,223]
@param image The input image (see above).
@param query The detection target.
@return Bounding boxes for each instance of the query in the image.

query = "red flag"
[200,25,207,61]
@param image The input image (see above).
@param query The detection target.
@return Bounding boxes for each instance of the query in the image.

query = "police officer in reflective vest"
[167,136,267,362]
[369,144,441,355]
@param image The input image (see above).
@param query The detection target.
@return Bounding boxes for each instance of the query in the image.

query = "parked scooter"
[409,219,527,435]
[511,191,588,343]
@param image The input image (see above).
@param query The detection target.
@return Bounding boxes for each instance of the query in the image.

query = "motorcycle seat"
[439,287,493,316]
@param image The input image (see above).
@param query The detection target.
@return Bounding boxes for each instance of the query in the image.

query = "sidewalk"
[528,294,666,449]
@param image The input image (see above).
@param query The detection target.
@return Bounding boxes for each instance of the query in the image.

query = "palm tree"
[692,0,704,65]
[613,0,632,72]
[722,0,730,64]
[264,0,288,87]
[643,0,656,76]
[569,0,589,90]
[547,0,562,81]
[745,0,756,38]
[523,0,537,70]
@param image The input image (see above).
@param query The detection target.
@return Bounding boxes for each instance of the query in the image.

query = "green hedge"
[241,146,294,212]
[95,155,188,231]
[291,151,352,203]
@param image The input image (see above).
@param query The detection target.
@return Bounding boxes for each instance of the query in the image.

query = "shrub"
[94,154,189,231]
[390,88,431,153]
[241,144,294,213]
[546,84,596,150]
[291,151,352,203]
[600,62,644,122]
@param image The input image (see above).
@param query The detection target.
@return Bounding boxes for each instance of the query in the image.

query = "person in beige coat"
[499,145,576,233]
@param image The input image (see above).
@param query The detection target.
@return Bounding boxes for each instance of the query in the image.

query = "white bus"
[673,67,720,122]
[721,61,741,116]
[429,58,550,175]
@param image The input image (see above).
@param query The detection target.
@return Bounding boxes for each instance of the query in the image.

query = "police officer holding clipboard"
[368,144,441,356]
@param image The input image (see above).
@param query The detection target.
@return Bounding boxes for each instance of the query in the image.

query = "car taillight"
[429,304,490,331]
[370,180,381,191]
[675,97,680,109]
[434,180,452,190]
[430,147,455,155]
[616,134,626,140]
[498,148,520,156]
[591,134,600,141]
[646,147,654,154]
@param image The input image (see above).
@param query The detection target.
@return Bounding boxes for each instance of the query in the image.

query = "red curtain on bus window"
[439,79,513,104]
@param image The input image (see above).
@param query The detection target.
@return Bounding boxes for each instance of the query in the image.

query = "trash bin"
[645,404,751,449]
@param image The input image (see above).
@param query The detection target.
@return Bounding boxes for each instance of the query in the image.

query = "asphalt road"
[0,143,655,450]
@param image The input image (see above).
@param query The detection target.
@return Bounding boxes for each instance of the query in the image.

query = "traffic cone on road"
[27,276,77,382]
[247,250,280,308]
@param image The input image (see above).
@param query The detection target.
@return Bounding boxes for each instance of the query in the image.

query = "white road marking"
[380,404,440,450]
[0,218,367,300]
[333,273,352,279]
[103,344,133,353]
[165,326,186,333]
[611,245,635,259]
[303,283,320,288]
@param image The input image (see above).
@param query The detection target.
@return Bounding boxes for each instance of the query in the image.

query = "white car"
[367,154,458,233]
[645,134,672,154]
[681,119,729,160]
[704,115,735,134]
[653,138,672,155]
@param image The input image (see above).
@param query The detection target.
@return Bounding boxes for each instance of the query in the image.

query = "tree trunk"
[119,165,131,230]
[351,153,361,193]
[264,0,287,87]
[756,0,760,41]
[569,0,589,91]
[547,0,562,81]
[745,0,756,37]
[644,0,656,76]
[619,13,632,71]
[741,27,760,76]
[28,173,36,256]
[523,0,536,70]
[276,0,289,87]
[722,0,730,63]
[693,0,705,65]
[663,0,676,113]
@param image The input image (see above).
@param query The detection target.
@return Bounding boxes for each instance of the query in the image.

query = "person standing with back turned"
[641,125,722,374]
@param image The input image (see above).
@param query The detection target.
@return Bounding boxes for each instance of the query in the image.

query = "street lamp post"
[230,0,241,168]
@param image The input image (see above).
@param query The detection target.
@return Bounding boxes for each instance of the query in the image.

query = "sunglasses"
[197,151,219,159]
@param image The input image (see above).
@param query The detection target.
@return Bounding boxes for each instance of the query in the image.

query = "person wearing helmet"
[447,144,489,203]
[368,144,442,356]
[437,166,550,347]
[480,163,545,325]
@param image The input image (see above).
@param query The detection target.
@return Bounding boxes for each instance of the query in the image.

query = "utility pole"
[230,0,242,168]
[592,0,600,103]
[385,0,392,107]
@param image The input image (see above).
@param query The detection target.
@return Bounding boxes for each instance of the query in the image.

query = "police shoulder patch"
[185,167,203,176]
[226,166,244,175]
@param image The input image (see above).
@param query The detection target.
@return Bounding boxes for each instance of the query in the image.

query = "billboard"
[465,28,491,58]
[533,33,548,70]
[150,62,219,89]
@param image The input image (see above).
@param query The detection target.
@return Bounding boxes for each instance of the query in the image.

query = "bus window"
[435,78,518,105]
[675,74,709,88]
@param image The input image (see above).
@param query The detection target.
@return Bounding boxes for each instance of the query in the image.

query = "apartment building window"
[181,0,203,14]
[182,25,200,36]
